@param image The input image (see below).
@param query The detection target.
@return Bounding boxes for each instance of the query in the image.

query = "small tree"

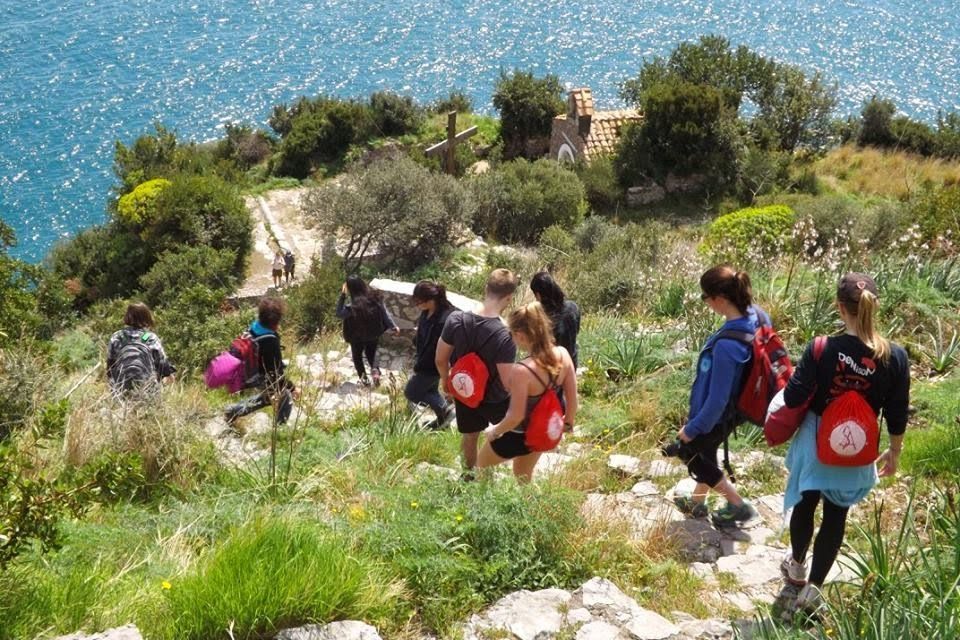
[859,96,896,148]
[369,91,423,136]
[492,70,565,159]
[471,159,586,244]
[302,156,475,272]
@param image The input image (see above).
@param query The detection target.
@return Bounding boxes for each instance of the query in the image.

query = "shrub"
[0,345,55,441]
[492,70,565,159]
[701,204,795,265]
[139,246,239,308]
[159,516,404,640]
[146,175,252,276]
[369,91,423,136]
[285,258,345,342]
[471,159,586,244]
[115,178,171,226]
[537,224,576,270]
[215,123,274,170]
[859,96,896,148]
[913,184,960,244]
[155,285,247,373]
[302,156,475,272]
[432,90,473,114]
[0,221,46,344]
[53,329,99,373]
[274,98,374,178]
[576,156,623,213]
[736,148,792,204]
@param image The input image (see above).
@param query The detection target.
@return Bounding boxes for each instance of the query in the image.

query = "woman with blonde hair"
[778,273,910,612]
[478,301,578,482]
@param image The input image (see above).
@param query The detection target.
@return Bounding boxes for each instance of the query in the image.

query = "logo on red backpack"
[447,352,489,408]
[817,390,879,466]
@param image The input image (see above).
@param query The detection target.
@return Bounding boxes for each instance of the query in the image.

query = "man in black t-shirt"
[436,269,519,474]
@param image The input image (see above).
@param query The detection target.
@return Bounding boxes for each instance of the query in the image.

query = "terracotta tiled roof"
[569,88,594,118]
[554,109,643,160]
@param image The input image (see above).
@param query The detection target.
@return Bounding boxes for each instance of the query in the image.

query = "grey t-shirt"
[440,310,517,403]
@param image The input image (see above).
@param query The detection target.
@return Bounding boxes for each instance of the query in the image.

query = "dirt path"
[236,187,324,298]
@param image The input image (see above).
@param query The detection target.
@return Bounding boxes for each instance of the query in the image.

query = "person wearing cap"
[777,272,910,613]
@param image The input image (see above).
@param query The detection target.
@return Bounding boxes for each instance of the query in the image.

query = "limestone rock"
[647,459,683,478]
[622,609,683,639]
[677,617,734,639]
[463,588,572,640]
[630,481,659,497]
[275,621,382,640]
[608,454,642,476]
[54,625,143,640]
[577,620,627,639]
[577,577,680,639]
[714,545,782,588]
[668,478,698,498]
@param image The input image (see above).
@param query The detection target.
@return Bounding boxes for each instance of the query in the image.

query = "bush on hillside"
[576,156,623,213]
[272,97,374,178]
[537,224,576,271]
[0,222,47,346]
[913,185,960,246]
[492,70,565,159]
[432,90,473,114]
[736,148,792,204]
[145,175,252,277]
[155,285,247,373]
[471,159,586,244]
[215,123,275,170]
[139,246,239,308]
[285,258,344,342]
[48,225,150,307]
[702,204,795,265]
[303,156,474,272]
[115,178,171,226]
[369,91,424,136]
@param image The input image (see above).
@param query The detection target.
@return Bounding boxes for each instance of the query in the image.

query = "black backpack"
[108,332,157,394]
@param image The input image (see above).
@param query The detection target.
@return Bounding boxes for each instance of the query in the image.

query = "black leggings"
[790,490,850,585]
[350,340,379,378]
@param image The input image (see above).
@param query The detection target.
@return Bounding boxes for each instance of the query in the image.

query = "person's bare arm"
[435,338,453,390]
[485,365,527,440]
[560,350,578,431]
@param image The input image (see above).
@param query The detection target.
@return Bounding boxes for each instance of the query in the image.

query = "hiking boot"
[371,370,382,388]
[359,375,371,387]
[796,583,823,613]
[711,500,758,527]
[439,404,456,428]
[460,470,476,482]
[781,549,808,586]
[674,496,709,518]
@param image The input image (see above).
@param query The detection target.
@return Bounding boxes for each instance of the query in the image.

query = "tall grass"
[754,486,960,639]
[154,516,406,640]
[816,145,960,199]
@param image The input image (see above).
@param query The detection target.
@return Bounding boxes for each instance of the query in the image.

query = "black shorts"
[490,430,532,459]
[454,398,509,434]
[682,423,731,487]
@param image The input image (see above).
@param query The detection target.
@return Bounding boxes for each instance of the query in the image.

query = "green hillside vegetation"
[3,34,960,640]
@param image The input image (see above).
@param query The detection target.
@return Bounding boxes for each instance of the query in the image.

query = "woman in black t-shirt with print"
[530,271,581,368]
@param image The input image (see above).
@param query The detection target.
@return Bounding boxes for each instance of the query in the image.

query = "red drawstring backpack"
[817,390,879,466]
[763,337,827,446]
[518,362,566,452]
[447,314,500,408]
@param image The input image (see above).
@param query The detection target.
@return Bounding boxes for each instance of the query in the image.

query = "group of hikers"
[272,248,296,289]
[105,263,909,615]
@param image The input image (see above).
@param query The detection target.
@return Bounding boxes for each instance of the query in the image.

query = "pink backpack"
[204,352,245,393]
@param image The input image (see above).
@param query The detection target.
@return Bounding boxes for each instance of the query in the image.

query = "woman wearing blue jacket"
[674,265,761,526]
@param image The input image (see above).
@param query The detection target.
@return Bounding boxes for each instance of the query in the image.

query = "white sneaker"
[796,583,823,612]
[780,549,808,586]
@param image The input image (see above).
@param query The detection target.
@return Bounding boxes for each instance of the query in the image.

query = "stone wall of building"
[549,118,584,162]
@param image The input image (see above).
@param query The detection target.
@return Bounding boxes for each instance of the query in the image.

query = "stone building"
[549,88,642,164]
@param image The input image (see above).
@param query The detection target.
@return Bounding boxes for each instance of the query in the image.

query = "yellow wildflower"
[410,501,419,509]
[161,580,172,590]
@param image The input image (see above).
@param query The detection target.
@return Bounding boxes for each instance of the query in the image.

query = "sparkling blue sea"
[1,0,958,261]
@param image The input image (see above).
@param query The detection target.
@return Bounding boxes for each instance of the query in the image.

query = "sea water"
[1,0,958,261]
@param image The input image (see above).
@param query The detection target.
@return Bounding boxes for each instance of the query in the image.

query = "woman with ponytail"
[478,301,578,482]
[674,266,767,526]
[405,281,456,429]
[778,273,910,613]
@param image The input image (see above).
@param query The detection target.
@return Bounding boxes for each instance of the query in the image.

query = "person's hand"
[677,427,692,443]
[162,374,176,385]
[393,327,401,335]
[877,448,900,477]
[341,283,347,294]
[291,387,302,401]
[484,425,501,441]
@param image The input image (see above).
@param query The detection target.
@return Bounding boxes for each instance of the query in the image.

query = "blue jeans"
[404,372,450,420]
[225,387,293,425]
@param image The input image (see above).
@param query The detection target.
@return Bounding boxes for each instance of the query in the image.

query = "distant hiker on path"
[405,280,456,430]
[530,271,581,369]
[478,301,578,482]
[436,268,519,478]
[672,266,761,526]
[224,297,299,425]
[283,250,295,285]
[272,251,284,288]
[337,276,399,387]
[778,272,910,613]
[106,302,176,399]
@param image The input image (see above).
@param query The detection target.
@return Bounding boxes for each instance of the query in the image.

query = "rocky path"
[236,188,321,300]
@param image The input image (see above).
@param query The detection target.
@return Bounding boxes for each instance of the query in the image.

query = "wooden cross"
[425,111,477,175]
